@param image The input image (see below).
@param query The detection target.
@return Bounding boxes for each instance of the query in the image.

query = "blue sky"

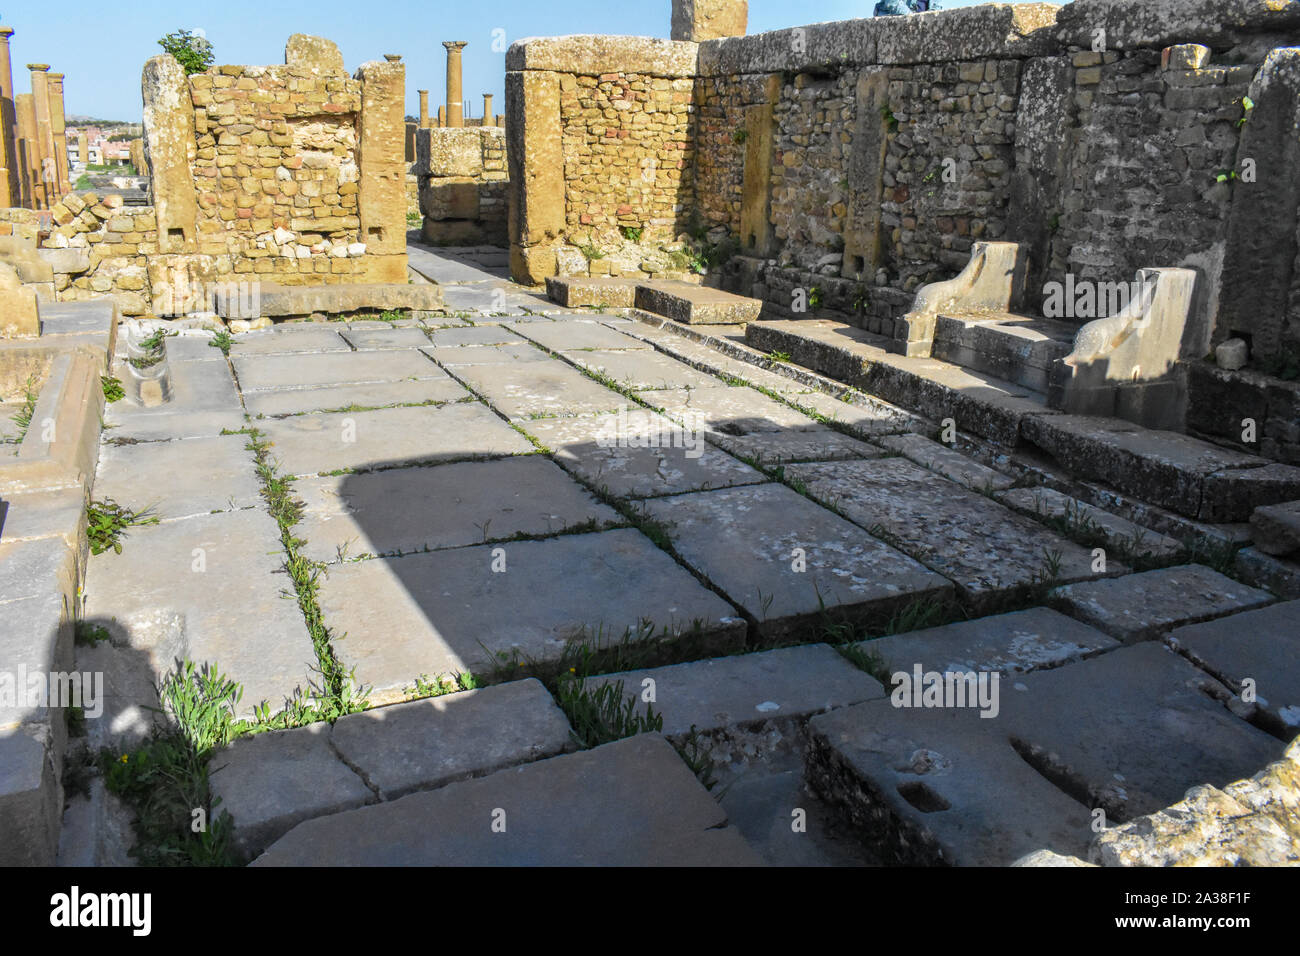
[2,0,1061,122]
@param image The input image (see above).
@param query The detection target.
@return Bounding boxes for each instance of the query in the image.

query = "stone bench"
[213,282,444,320]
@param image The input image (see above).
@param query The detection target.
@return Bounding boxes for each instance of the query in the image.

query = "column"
[28,64,54,208]
[443,41,467,128]
[670,0,748,41]
[482,93,494,125]
[15,92,36,208]
[418,89,430,129]
[48,72,70,199]
[437,104,446,127]
[0,27,17,207]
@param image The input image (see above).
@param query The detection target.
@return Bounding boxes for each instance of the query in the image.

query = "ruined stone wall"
[415,127,508,246]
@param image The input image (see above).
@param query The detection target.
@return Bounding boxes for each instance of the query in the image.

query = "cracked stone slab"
[781,389,920,438]
[340,327,435,351]
[587,644,885,738]
[330,678,573,800]
[233,349,446,392]
[635,280,762,325]
[92,434,261,521]
[426,326,527,348]
[228,326,351,356]
[422,343,551,367]
[318,529,745,703]
[255,402,533,477]
[874,433,1015,492]
[209,721,375,859]
[1165,600,1300,735]
[808,701,1094,866]
[853,607,1118,678]
[294,456,622,563]
[104,358,245,441]
[996,486,1184,561]
[1049,564,1275,642]
[522,411,766,499]
[80,508,318,732]
[507,318,651,352]
[786,458,1114,611]
[243,378,469,418]
[562,349,723,391]
[1002,642,1284,822]
[252,733,763,866]
[448,360,628,421]
[640,483,953,639]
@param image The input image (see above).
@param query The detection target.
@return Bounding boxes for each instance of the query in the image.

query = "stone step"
[745,318,1052,446]
[213,282,443,320]
[633,280,763,326]
[209,679,573,857]
[931,311,1077,396]
[544,276,639,309]
[1251,500,1300,557]
[584,644,885,739]
[251,733,764,865]
[1022,414,1300,522]
[995,486,1185,563]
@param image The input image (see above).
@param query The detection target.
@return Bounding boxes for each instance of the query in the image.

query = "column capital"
[48,72,65,81]
[442,41,468,52]
[27,63,51,72]
[0,27,15,40]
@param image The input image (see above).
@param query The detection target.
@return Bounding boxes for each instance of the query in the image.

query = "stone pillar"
[15,92,37,208]
[141,55,198,252]
[482,93,494,125]
[77,131,88,165]
[506,70,563,284]
[437,105,446,127]
[443,41,467,128]
[47,72,69,200]
[0,27,17,207]
[418,89,430,128]
[28,64,54,208]
[355,58,408,278]
[670,0,748,42]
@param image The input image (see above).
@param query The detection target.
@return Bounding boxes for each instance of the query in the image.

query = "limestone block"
[1251,500,1300,556]
[506,70,563,285]
[285,34,345,75]
[0,280,40,338]
[1057,0,1300,51]
[671,0,748,42]
[894,242,1026,357]
[1217,337,1249,370]
[355,60,407,258]
[1163,43,1212,71]
[419,177,479,221]
[414,128,482,178]
[141,56,198,253]
[876,2,1058,63]
[506,36,699,77]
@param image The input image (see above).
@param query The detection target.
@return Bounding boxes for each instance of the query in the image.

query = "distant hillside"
[66,116,136,127]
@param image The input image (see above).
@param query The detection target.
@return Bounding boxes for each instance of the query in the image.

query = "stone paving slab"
[1049,564,1275,642]
[93,434,261,521]
[330,678,573,800]
[295,456,622,563]
[875,433,1015,492]
[641,483,953,638]
[0,723,62,865]
[522,411,766,499]
[422,343,552,367]
[0,487,85,550]
[709,426,886,465]
[209,722,375,858]
[996,486,1184,561]
[853,607,1119,677]
[1165,600,1300,735]
[407,244,504,284]
[448,360,628,421]
[1251,500,1300,557]
[786,458,1112,611]
[808,701,1093,866]
[0,541,75,731]
[646,385,819,433]
[426,326,526,348]
[233,349,446,392]
[103,358,245,441]
[319,528,745,702]
[563,348,724,391]
[340,327,435,351]
[587,644,885,737]
[243,378,469,418]
[228,326,351,356]
[256,402,533,477]
[1235,546,1300,600]
[1003,642,1284,821]
[781,389,919,438]
[635,280,762,325]
[80,508,318,730]
[545,276,640,309]
[508,318,652,353]
[163,335,228,363]
[252,733,763,866]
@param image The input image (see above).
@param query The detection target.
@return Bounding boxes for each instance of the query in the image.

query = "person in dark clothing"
[873,0,941,15]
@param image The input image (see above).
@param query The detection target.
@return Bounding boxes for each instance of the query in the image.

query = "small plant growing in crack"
[209,330,233,356]
[87,499,159,555]
[555,675,663,749]
[101,375,126,402]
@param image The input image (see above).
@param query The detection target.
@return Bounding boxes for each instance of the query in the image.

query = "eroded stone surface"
[93,435,260,520]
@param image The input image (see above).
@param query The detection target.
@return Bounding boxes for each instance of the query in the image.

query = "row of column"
[0,25,73,210]
[413,41,501,129]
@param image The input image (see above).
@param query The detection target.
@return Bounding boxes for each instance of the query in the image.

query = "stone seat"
[634,279,763,325]
[931,311,1077,396]
[213,282,443,320]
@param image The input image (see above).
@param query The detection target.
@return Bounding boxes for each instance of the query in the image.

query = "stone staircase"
[547,276,762,325]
